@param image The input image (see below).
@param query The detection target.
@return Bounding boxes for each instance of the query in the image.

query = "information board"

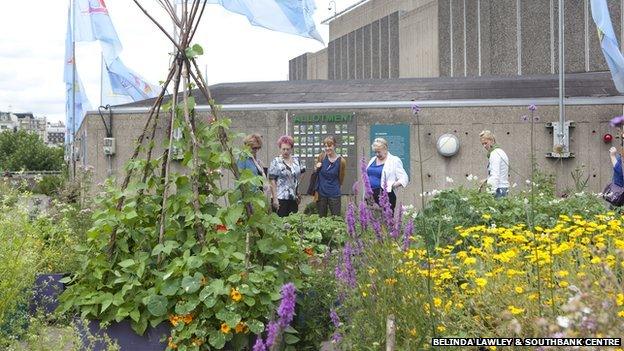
[369,124,411,177]
[291,113,357,195]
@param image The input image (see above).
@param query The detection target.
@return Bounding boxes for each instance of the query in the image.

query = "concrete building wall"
[80,104,621,208]
[438,0,623,78]
[328,0,431,41]
[399,1,439,77]
[306,49,329,80]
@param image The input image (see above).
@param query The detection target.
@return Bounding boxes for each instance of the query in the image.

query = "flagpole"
[100,53,104,106]
[72,0,77,177]
[557,0,565,154]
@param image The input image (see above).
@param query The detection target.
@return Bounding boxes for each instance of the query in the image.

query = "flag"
[74,0,123,61]
[102,57,160,105]
[65,4,91,144]
[591,0,624,93]
[100,57,133,106]
[177,0,324,43]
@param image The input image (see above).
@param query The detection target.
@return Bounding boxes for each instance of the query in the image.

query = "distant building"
[15,113,47,141]
[0,112,18,132]
[45,121,66,146]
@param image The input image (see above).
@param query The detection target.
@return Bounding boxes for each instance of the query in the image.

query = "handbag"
[306,152,324,196]
[603,182,624,206]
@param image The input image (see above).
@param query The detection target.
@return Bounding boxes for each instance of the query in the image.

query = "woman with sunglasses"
[238,133,266,178]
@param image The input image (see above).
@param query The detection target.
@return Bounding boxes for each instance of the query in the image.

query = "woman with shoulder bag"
[605,145,624,207]
[314,136,346,217]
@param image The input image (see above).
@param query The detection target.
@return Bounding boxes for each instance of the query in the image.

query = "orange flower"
[230,288,243,302]
[168,314,181,327]
[168,336,177,349]
[235,321,247,333]
[182,314,193,324]
[216,224,228,233]
[304,247,314,256]
[220,323,231,334]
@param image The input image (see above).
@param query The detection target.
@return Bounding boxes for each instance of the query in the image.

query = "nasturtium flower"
[230,288,243,302]
[220,323,231,334]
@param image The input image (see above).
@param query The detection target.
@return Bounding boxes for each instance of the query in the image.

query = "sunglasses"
[251,146,261,150]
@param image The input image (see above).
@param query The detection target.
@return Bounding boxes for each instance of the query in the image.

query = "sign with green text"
[290,113,357,194]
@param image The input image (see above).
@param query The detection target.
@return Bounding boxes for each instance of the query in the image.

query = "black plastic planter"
[77,319,170,351]
[29,273,67,316]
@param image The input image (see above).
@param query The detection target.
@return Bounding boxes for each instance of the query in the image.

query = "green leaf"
[227,274,241,283]
[129,310,140,323]
[192,44,204,55]
[216,309,241,327]
[181,274,202,294]
[146,295,168,317]
[243,297,255,307]
[186,255,203,269]
[118,259,135,268]
[209,331,226,349]
[284,333,300,344]
[59,276,72,284]
[247,319,264,334]
[161,281,180,296]
[202,296,217,308]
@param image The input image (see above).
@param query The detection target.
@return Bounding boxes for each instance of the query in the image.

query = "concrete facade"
[77,73,624,209]
[78,102,623,208]
[291,0,624,80]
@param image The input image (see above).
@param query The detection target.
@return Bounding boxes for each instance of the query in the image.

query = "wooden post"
[386,314,396,351]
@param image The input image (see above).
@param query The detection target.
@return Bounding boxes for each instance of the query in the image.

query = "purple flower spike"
[360,157,373,198]
[358,201,370,230]
[402,219,414,251]
[390,204,403,239]
[378,181,394,230]
[341,243,356,288]
[610,115,624,128]
[412,104,421,115]
[346,203,356,237]
[277,283,296,328]
[332,332,343,343]
[372,215,383,242]
[528,104,537,112]
[265,321,280,349]
[253,338,266,351]
[330,309,341,328]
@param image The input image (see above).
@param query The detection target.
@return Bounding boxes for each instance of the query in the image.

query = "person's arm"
[488,151,501,191]
[392,157,409,189]
[268,159,280,209]
[610,147,618,167]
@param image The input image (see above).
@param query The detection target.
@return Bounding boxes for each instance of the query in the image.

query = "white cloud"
[0,0,353,123]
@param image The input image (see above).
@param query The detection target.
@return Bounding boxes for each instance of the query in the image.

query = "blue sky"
[0,1,356,122]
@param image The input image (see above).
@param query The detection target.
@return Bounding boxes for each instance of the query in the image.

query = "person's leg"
[290,199,299,216]
[278,199,290,217]
[372,188,381,206]
[317,196,328,217]
[388,191,397,211]
[495,188,508,198]
[328,196,342,216]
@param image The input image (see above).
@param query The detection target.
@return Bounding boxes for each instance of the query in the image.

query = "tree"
[0,130,64,171]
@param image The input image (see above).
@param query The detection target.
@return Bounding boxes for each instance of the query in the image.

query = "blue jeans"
[495,188,508,198]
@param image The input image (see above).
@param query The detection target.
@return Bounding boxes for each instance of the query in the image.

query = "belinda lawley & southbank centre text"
[431,337,621,347]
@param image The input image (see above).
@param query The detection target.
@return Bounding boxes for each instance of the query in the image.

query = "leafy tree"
[0,130,64,171]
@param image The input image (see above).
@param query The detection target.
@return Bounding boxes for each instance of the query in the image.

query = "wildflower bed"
[333,203,624,349]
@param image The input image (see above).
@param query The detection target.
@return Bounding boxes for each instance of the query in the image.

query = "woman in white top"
[366,137,409,210]
[479,130,510,198]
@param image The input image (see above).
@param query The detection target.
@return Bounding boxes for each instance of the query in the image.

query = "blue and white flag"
[591,0,624,93]
[177,0,324,43]
[103,57,160,104]
[74,0,123,61]
[65,5,91,144]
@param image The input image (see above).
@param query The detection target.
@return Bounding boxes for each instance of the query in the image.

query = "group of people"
[237,129,511,218]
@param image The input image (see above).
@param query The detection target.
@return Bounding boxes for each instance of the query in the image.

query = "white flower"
[512,183,517,188]
[581,307,592,314]
[556,316,570,329]
[523,198,529,205]
[525,179,531,185]
[461,197,468,201]
[466,174,478,181]
[446,176,454,183]
[442,215,452,221]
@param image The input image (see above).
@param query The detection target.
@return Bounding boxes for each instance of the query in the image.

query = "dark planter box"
[77,319,170,351]
[76,319,253,351]
[29,273,67,316]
